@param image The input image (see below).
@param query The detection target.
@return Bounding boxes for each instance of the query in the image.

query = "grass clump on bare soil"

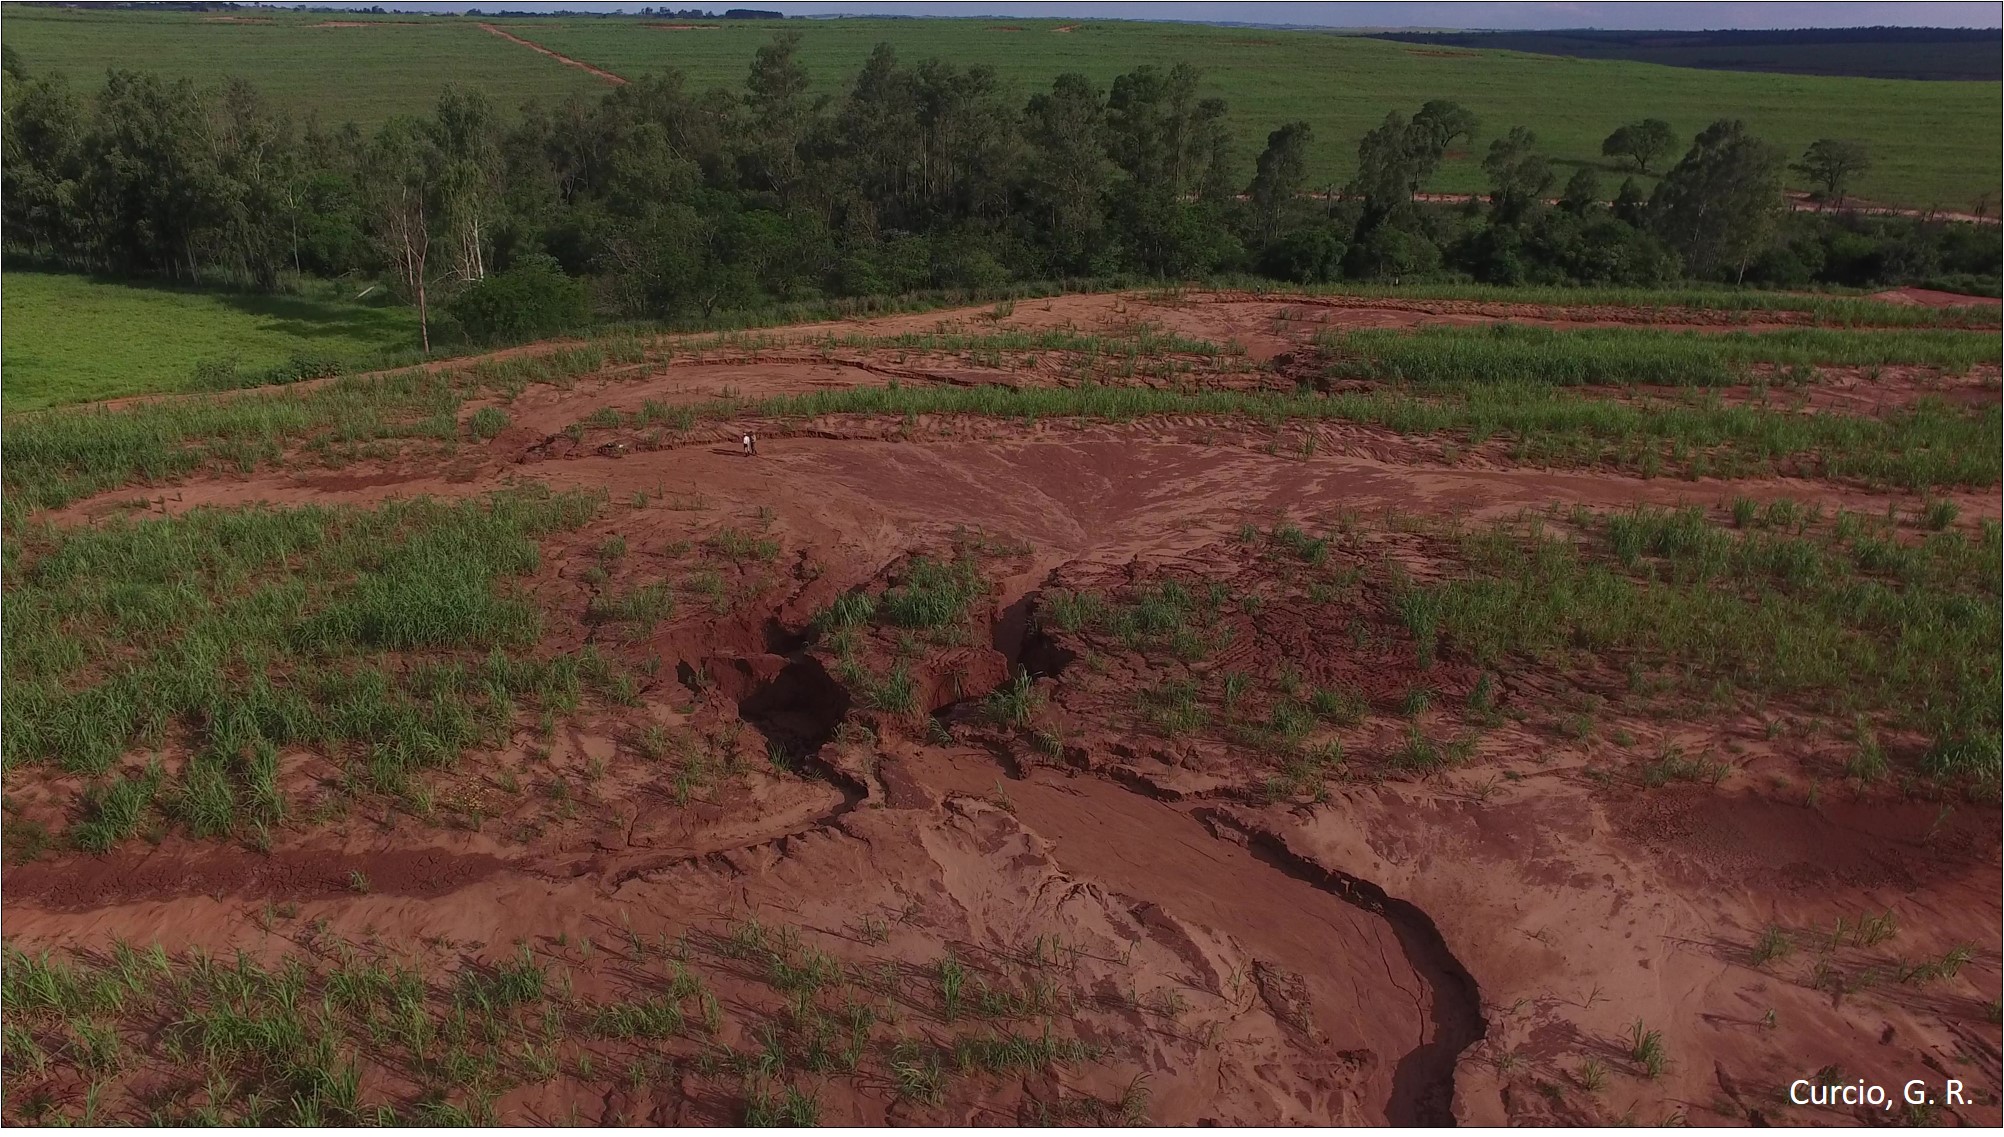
[1314,324,2000,387]
[809,544,1001,719]
[878,555,986,631]
[1,486,621,847]
[1396,504,2001,783]
[1048,577,1236,663]
[813,546,993,648]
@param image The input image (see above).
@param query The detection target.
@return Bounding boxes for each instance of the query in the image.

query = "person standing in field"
[742,432,757,457]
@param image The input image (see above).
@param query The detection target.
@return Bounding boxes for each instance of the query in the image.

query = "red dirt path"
[477,22,627,85]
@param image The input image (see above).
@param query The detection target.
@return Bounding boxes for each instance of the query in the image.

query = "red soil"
[6,291,1998,1125]
[1871,286,2004,307]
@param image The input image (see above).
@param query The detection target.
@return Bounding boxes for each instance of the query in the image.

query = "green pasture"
[1,272,419,411]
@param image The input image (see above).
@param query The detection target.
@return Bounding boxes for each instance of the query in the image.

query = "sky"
[294,2,2004,29]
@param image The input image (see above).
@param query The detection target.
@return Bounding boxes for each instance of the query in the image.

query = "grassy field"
[0,273,421,411]
[0,6,604,131]
[2,7,1996,209]
[1,487,612,808]
[1411,504,2001,779]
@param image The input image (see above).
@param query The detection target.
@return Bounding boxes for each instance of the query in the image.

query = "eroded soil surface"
[6,290,1999,1126]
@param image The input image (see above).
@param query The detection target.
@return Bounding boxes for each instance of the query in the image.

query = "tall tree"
[1247,120,1312,243]
[1483,126,1553,220]
[209,77,296,288]
[838,43,919,228]
[81,71,221,279]
[1345,111,1420,213]
[1794,138,1871,204]
[1648,118,1785,282]
[1601,118,1676,174]
[739,30,813,202]
[907,59,1016,223]
[1022,72,1112,272]
[2,71,89,261]
[1106,63,1225,198]
[1411,99,1478,155]
[1558,166,1601,216]
[361,117,439,351]
[1612,175,1648,226]
[428,86,500,285]
[1106,63,1234,274]
[1192,96,1233,204]
[1345,100,1467,214]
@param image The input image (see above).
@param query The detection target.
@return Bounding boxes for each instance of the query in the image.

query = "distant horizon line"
[207,4,2000,30]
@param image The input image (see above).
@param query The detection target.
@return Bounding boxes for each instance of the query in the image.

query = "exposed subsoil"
[1872,286,2004,307]
[7,290,1999,1125]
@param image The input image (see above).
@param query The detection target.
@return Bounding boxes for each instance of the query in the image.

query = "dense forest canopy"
[3,33,1996,346]
[1367,27,2001,83]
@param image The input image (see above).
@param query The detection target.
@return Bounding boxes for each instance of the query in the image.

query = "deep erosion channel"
[916,738,1486,1125]
[1198,808,1488,1125]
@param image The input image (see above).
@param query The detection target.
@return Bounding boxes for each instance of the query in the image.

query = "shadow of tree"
[214,289,416,346]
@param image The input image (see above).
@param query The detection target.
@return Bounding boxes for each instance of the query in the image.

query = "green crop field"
[0,6,606,128]
[2,7,1996,210]
[0,273,420,411]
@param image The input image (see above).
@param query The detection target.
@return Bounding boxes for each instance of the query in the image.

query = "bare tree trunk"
[401,222,431,353]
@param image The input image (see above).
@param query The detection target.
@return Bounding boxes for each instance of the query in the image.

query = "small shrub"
[1921,499,1960,530]
[1311,685,1367,725]
[70,761,164,853]
[1628,1020,1666,1078]
[983,671,1042,729]
[1846,721,1887,782]
[468,407,509,441]
[1751,924,1792,967]
[1391,726,1447,776]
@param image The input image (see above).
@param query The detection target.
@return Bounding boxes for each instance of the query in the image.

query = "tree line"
[3,35,1995,346]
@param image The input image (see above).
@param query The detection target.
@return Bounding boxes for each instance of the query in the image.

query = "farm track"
[478,22,628,85]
